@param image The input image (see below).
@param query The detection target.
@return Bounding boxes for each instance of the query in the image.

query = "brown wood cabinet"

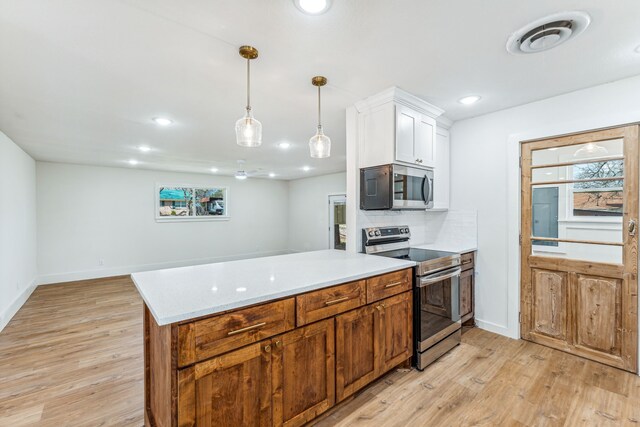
[335,291,412,401]
[459,251,475,325]
[177,341,273,427]
[144,268,413,427]
[380,291,413,371]
[335,304,379,401]
[273,319,335,427]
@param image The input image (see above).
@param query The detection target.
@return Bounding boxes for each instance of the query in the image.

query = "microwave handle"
[422,175,431,205]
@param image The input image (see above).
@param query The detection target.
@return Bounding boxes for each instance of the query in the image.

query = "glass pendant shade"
[309,76,331,158]
[309,126,331,158]
[235,109,262,147]
[236,46,261,147]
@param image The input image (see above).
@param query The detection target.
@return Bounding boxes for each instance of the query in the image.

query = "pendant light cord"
[246,58,251,112]
[317,85,322,130]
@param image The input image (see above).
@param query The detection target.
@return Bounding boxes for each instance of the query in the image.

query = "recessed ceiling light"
[268,172,276,178]
[294,0,331,15]
[152,117,173,126]
[128,159,139,166]
[210,167,219,173]
[302,166,311,172]
[138,145,151,152]
[278,142,291,149]
[236,287,247,292]
[459,95,481,105]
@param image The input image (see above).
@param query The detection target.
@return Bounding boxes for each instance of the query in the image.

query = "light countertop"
[413,243,477,254]
[132,250,415,326]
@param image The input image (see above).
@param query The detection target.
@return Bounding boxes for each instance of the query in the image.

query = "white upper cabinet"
[357,88,442,170]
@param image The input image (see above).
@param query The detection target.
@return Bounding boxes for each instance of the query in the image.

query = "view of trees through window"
[158,186,226,218]
[572,160,623,217]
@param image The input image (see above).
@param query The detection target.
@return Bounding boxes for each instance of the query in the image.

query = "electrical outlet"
[98,259,104,266]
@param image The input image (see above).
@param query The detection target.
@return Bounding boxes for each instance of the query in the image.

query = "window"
[571,160,623,217]
[157,186,228,220]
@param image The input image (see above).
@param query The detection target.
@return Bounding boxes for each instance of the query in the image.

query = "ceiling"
[1,1,640,179]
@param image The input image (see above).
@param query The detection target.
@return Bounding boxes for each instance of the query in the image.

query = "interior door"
[520,125,638,373]
[328,194,346,250]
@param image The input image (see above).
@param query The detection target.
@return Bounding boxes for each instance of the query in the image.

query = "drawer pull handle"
[384,281,404,289]
[227,322,267,336]
[264,344,271,353]
[462,260,472,265]
[275,340,282,349]
[325,296,350,306]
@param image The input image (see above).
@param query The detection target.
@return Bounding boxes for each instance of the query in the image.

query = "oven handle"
[418,267,461,287]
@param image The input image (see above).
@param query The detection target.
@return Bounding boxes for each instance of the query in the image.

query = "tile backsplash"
[357,209,477,250]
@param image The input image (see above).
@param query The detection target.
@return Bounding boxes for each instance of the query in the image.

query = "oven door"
[392,165,434,209]
[415,266,461,352]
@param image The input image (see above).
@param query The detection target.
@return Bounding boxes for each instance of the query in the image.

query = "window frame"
[155,184,230,222]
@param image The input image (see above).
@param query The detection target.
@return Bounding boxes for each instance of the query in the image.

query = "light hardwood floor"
[1,278,639,426]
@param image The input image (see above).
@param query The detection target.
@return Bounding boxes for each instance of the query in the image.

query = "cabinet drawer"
[366,269,412,303]
[296,281,366,326]
[461,252,475,271]
[178,298,295,366]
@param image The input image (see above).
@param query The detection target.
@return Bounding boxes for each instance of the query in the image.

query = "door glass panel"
[532,242,622,264]
[393,173,424,202]
[531,159,624,184]
[531,181,622,262]
[531,138,623,166]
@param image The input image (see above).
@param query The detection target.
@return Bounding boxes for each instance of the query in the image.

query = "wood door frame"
[519,124,639,373]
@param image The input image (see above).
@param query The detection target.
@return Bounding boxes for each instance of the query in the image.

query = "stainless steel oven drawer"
[416,328,461,370]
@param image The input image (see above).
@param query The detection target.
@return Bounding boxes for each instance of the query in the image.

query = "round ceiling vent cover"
[506,11,591,55]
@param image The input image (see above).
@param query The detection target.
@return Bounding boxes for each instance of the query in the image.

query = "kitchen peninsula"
[133,250,415,427]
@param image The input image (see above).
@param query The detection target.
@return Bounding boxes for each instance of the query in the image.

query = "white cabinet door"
[395,105,436,168]
[433,128,450,210]
[395,105,418,165]
[415,115,436,169]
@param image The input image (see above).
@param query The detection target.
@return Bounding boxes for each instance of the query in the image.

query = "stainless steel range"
[362,226,462,370]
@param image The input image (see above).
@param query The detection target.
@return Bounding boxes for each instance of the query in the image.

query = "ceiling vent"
[506,11,591,55]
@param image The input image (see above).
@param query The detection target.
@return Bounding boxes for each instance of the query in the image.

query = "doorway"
[329,194,346,250]
[520,125,638,372]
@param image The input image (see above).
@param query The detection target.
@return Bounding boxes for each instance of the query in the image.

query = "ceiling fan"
[234,160,269,180]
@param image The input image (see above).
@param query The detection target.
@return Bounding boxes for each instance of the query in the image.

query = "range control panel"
[362,226,411,243]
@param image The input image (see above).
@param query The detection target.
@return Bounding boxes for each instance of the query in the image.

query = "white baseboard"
[0,278,38,333]
[474,318,516,339]
[37,249,291,285]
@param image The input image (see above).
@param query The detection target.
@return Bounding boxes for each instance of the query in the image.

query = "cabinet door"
[335,304,380,401]
[395,104,419,165]
[415,115,436,168]
[460,268,474,322]
[380,292,413,371]
[273,319,335,427]
[433,128,450,209]
[177,340,273,427]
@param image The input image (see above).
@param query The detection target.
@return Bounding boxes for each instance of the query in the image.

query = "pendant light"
[309,76,331,158]
[235,46,262,147]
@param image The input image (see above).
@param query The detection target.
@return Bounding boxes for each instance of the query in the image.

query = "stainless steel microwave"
[360,164,434,210]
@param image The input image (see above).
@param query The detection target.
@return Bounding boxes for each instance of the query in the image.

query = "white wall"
[37,162,291,284]
[450,74,640,339]
[0,131,37,331]
[287,172,346,252]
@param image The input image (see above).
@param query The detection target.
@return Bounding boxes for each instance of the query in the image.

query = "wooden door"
[380,291,413,371]
[335,304,379,401]
[520,125,638,373]
[272,318,335,427]
[177,340,273,427]
[459,268,474,323]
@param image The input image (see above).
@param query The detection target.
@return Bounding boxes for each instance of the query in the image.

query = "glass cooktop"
[376,248,458,263]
